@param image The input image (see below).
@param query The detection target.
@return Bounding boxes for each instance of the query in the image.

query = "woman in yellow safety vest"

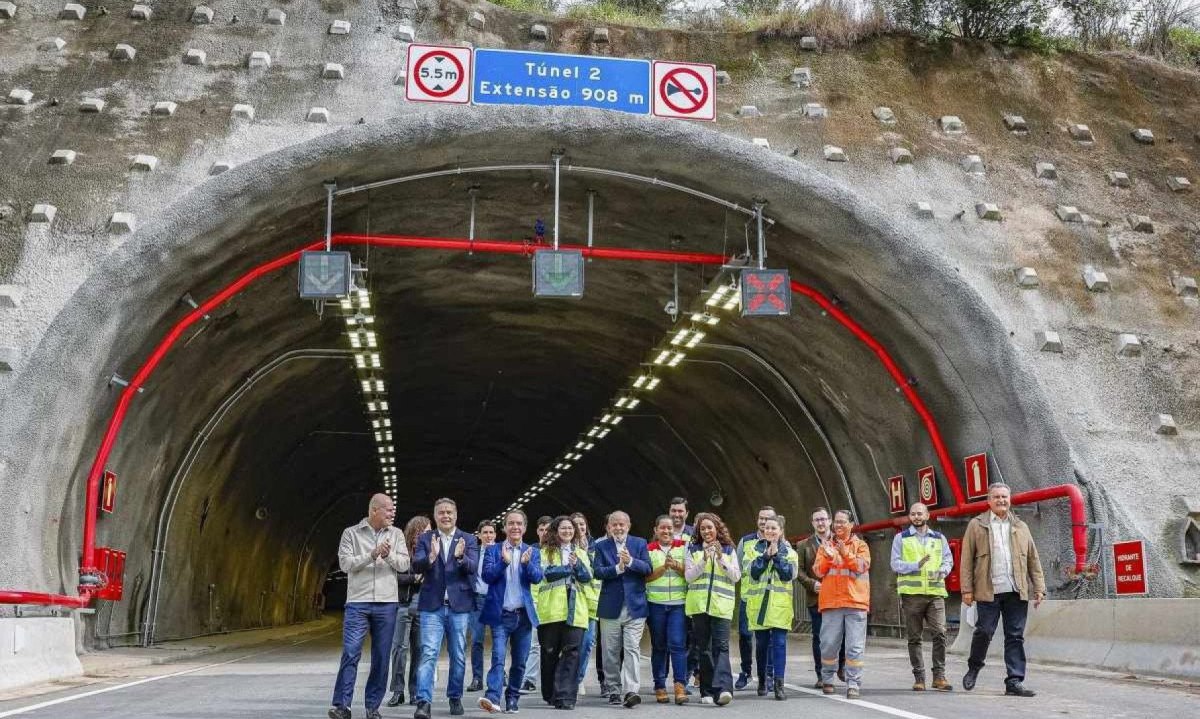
[646,514,690,704]
[537,515,593,710]
[684,512,742,706]
[570,512,601,695]
[745,515,798,701]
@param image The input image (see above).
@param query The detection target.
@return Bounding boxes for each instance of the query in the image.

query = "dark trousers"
[968,592,1029,687]
[808,605,844,681]
[902,594,947,679]
[470,592,488,682]
[692,614,733,699]
[486,608,533,705]
[754,628,788,681]
[539,622,584,705]
[333,602,398,711]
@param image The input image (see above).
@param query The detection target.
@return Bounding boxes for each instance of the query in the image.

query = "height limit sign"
[405,44,472,104]
[652,61,716,121]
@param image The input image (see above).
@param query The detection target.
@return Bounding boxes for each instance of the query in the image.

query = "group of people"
[329,484,1047,719]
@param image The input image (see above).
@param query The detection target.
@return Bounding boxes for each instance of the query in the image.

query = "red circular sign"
[413,50,465,99]
[659,67,709,115]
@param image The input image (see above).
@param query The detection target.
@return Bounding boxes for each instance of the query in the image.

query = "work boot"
[386,692,405,707]
[846,687,860,700]
[623,691,641,708]
[468,678,484,692]
[733,672,749,690]
[414,701,432,719]
[912,677,926,691]
[674,682,688,705]
[931,677,952,692]
[450,698,464,716]
[821,684,834,695]
[756,678,767,696]
[773,679,786,701]
[608,694,622,705]
[655,688,668,704]
[962,667,979,691]
[328,707,351,719]
[366,710,383,719]
[1005,682,1036,697]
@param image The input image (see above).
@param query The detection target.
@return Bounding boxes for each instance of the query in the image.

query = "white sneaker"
[578,685,585,696]
[699,697,715,705]
[716,692,733,706]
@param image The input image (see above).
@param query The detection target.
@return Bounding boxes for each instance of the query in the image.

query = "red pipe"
[0,590,93,608]
[791,280,965,505]
[851,483,1089,572]
[4,233,1067,605]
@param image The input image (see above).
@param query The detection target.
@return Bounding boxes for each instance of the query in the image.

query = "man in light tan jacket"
[959,483,1046,698]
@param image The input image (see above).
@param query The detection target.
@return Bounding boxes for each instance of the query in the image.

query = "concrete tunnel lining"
[0,106,1079,640]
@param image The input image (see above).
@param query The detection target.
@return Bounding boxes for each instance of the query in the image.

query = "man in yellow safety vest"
[889,502,953,692]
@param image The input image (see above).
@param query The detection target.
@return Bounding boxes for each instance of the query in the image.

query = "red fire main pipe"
[851,483,1089,573]
[4,233,1072,606]
[791,280,965,505]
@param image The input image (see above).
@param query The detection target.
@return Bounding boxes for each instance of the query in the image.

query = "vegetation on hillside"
[487,0,1200,67]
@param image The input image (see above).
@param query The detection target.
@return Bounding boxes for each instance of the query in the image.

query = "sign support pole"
[587,190,595,252]
[754,201,766,270]
[552,151,563,250]
[468,186,478,253]
[323,181,337,252]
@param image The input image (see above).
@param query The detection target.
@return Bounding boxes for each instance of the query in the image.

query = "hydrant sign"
[1112,539,1148,595]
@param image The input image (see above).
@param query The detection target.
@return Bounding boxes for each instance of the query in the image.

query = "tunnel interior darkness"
[24,112,1074,644]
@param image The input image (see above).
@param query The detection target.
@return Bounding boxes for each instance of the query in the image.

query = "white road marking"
[0,633,328,718]
[783,682,944,719]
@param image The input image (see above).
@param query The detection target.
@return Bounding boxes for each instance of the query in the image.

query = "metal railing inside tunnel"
[0,233,1090,609]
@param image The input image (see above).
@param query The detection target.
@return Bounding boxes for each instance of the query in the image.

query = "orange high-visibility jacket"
[812,535,871,612]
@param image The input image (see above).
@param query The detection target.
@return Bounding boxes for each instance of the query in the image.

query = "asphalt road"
[0,627,1196,719]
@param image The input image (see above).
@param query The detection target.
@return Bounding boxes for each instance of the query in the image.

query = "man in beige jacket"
[959,483,1046,698]
[330,493,412,719]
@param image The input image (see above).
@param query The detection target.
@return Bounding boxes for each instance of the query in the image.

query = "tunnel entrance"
[0,110,1078,645]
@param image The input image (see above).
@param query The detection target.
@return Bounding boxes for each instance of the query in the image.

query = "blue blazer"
[480,542,543,627]
[412,528,479,613]
[592,535,652,620]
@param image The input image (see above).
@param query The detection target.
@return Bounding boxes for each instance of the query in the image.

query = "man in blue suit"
[477,510,542,714]
[412,498,480,719]
[593,510,652,708]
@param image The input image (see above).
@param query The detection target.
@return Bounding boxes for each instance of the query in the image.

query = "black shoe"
[504,701,520,714]
[450,698,465,715]
[1005,683,1036,697]
[622,692,641,708]
[774,680,786,701]
[608,694,622,705]
[328,708,351,719]
[414,701,432,719]
[521,680,537,693]
[556,703,574,710]
[468,679,484,692]
[962,668,979,691]
[734,673,749,690]
[756,680,767,697]
[366,710,383,719]
[387,692,406,707]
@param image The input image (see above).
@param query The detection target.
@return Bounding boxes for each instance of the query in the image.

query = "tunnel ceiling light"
[691,312,719,326]
[670,328,691,346]
[666,351,685,367]
[685,332,705,348]
[652,350,672,365]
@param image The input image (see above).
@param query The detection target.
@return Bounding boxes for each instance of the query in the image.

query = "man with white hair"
[593,510,652,708]
[329,494,411,719]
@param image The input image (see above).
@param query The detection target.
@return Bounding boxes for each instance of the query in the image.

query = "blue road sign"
[473,49,650,115]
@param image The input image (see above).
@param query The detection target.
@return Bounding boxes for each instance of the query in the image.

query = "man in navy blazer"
[411,498,479,719]
[477,510,542,714]
[593,510,652,708]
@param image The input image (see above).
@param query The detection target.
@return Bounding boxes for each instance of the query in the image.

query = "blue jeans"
[968,592,1029,687]
[576,618,596,686]
[736,600,770,678]
[486,609,534,705]
[648,603,688,689]
[754,628,788,680]
[469,593,488,682]
[417,606,471,703]
[333,602,397,711]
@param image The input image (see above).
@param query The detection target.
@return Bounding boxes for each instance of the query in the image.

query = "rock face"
[0,12,1198,649]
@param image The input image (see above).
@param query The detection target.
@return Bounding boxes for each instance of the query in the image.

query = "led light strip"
[340,286,398,500]
[491,271,743,523]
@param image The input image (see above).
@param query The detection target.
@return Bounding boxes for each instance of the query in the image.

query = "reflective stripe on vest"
[647,545,688,605]
[537,547,591,629]
[897,532,948,598]
[746,548,798,630]
[685,551,736,620]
